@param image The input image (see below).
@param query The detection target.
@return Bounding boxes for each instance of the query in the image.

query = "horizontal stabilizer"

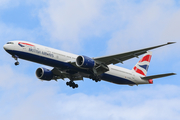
[141,73,176,80]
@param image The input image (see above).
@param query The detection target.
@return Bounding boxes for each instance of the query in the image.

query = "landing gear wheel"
[66,82,69,86]
[12,55,19,66]
[91,75,101,82]
[95,78,101,82]
[75,84,78,88]
[15,62,19,66]
[66,81,78,89]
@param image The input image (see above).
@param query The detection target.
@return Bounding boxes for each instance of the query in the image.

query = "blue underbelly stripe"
[100,73,136,85]
[6,50,135,85]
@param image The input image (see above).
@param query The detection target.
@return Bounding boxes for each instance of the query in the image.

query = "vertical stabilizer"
[132,51,152,76]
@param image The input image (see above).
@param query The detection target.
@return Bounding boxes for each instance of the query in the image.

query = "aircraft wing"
[52,67,84,81]
[52,67,68,80]
[94,42,175,65]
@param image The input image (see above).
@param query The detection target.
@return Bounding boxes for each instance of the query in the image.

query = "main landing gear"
[66,81,78,89]
[89,75,101,82]
[12,55,19,66]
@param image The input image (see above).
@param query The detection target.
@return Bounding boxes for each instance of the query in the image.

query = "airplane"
[3,41,176,89]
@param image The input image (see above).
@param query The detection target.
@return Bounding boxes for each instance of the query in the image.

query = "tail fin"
[132,51,152,76]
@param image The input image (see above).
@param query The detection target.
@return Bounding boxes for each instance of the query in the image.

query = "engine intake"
[76,55,95,69]
[36,68,53,81]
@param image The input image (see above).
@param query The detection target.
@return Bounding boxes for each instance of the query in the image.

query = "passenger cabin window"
[7,42,14,44]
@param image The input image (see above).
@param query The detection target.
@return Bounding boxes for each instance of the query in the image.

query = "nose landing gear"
[12,55,19,66]
[15,62,19,66]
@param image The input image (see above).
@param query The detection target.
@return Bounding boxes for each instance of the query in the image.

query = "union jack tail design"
[132,51,152,76]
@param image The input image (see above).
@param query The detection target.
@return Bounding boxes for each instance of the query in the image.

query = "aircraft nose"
[3,44,7,50]
[3,44,12,51]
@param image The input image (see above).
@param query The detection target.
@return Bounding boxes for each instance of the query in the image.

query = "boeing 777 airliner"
[3,41,176,89]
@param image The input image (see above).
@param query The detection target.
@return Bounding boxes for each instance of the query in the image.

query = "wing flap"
[52,67,68,80]
[52,67,84,81]
[141,73,176,80]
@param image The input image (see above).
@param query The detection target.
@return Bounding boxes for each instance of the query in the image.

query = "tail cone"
[148,79,153,84]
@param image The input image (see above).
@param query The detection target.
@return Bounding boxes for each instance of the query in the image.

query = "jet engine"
[76,55,95,69]
[36,68,53,80]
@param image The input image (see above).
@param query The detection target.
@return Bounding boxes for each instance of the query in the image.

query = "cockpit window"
[7,42,14,44]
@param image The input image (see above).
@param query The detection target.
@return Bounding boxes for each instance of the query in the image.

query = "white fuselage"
[3,41,150,85]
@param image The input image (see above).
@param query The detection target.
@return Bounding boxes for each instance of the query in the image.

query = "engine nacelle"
[76,55,95,69]
[36,68,53,81]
